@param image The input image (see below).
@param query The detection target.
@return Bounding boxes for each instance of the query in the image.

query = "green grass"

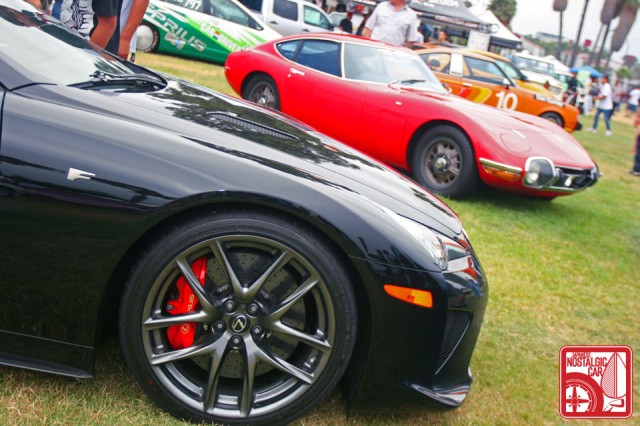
[1,53,638,425]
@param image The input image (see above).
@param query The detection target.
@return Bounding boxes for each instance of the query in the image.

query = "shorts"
[92,0,118,17]
[628,103,638,113]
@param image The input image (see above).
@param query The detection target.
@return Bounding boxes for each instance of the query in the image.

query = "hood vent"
[209,112,298,141]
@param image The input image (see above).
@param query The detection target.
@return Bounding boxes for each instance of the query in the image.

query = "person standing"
[338,11,353,34]
[627,86,640,117]
[362,0,419,48]
[588,75,614,136]
[612,79,623,115]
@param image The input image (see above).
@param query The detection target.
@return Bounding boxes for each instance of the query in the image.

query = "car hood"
[396,86,594,167]
[18,77,462,235]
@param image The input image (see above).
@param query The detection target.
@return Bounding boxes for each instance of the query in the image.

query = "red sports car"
[225,34,599,199]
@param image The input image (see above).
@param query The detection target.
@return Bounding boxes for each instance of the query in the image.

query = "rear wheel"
[540,112,564,128]
[243,75,281,110]
[136,23,159,53]
[411,125,478,198]
[119,210,356,425]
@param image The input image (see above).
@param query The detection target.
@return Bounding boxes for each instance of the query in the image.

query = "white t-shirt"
[628,88,640,106]
[365,1,419,46]
[598,82,613,110]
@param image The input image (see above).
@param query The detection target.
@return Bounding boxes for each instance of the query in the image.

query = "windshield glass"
[344,43,446,93]
[0,1,146,86]
[512,56,554,75]
[495,60,524,81]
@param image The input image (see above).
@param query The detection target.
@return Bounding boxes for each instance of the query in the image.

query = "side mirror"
[503,77,511,88]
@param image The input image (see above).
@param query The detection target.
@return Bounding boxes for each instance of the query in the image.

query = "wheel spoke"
[143,311,210,331]
[240,338,259,416]
[209,240,244,299]
[270,275,319,319]
[271,321,331,353]
[256,345,314,384]
[175,256,215,313]
[245,249,293,300]
[202,339,228,411]
[150,341,217,366]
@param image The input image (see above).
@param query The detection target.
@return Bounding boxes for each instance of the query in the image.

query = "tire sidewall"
[244,76,281,110]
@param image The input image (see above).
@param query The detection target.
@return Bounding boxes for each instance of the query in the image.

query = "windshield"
[0,1,150,86]
[344,43,446,93]
[495,60,525,81]
[512,56,554,75]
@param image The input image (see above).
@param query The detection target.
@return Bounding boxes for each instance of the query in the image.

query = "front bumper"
[479,157,599,195]
[343,251,487,410]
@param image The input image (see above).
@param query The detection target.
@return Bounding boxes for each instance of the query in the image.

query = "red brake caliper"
[166,257,207,349]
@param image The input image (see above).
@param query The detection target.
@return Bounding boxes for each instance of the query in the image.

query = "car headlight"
[523,157,558,188]
[390,213,470,271]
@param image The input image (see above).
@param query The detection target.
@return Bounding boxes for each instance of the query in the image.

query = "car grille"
[436,310,472,374]
[209,113,297,141]
[549,166,599,191]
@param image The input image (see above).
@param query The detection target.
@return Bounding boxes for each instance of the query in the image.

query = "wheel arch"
[96,196,373,390]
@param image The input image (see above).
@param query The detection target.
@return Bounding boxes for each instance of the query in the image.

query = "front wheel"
[540,112,564,128]
[119,210,357,425]
[411,125,478,198]
[243,75,281,110]
[136,23,159,53]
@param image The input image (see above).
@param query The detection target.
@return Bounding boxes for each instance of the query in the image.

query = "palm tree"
[611,0,638,52]
[594,0,625,67]
[488,0,517,28]
[553,1,568,59]
[570,0,590,67]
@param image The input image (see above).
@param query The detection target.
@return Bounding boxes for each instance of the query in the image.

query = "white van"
[238,0,334,35]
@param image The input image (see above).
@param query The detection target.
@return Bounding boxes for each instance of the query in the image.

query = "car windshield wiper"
[70,70,165,90]
[389,79,428,87]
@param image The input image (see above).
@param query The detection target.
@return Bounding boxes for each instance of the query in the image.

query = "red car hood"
[398,87,595,168]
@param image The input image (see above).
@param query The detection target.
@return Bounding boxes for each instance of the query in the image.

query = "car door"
[280,39,366,146]
[267,0,303,35]
[460,55,536,112]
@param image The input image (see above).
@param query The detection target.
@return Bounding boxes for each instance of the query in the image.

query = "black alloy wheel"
[243,76,281,110]
[411,125,478,198]
[120,210,356,425]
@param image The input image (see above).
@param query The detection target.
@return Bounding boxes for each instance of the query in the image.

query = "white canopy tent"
[468,5,522,50]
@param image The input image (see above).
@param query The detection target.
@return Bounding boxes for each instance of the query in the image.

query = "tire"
[562,373,604,414]
[411,125,478,198]
[136,23,159,53]
[540,112,564,128]
[119,210,356,425]
[243,76,281,110]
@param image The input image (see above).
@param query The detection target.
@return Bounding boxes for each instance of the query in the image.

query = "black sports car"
[0,1,487,424]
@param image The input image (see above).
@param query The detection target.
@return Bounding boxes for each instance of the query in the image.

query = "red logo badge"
[560,346,633,419]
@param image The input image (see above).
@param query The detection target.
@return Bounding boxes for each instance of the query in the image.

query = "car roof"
[274,33,418,52]
[464,49,510,62]
[414,46,500,64]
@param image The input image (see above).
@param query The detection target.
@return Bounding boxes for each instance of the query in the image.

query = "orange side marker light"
[383,284,433,308]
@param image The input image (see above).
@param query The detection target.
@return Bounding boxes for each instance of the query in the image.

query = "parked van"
[238,0,334,35]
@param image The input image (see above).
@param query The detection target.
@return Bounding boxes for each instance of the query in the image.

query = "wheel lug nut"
[247,303,259,315]
[230,335,243,346]
[214,321,226,331]
[223,300,236,312]
[251,325,262,335]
